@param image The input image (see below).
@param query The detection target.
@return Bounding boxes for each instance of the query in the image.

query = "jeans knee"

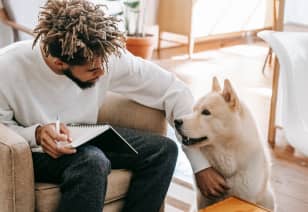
[81,146,111,176]
[60,146,111,195]
[159,137,178,162]
[69,146,111,179]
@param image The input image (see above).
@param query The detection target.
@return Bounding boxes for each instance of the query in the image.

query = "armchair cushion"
[35,170,132,212]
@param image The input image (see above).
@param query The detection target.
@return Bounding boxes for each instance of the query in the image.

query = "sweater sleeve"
[108,51,211,173]
[0,91,40,148]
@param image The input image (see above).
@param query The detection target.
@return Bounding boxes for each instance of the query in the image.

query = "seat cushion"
[35,169,132,212]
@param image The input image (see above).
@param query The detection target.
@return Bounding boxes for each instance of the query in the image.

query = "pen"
[56,114,60,136]
[56,114,65,147]
[56,114,71,148]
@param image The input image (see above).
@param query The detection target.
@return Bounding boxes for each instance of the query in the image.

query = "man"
[0,0,228,211]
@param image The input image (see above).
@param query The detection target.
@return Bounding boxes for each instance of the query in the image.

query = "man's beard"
[63,69,95,89]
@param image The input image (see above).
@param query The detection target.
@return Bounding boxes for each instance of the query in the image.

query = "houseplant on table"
[106,0,155,59]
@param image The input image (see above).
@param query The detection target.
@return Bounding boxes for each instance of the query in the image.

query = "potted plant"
[106,0,155,59]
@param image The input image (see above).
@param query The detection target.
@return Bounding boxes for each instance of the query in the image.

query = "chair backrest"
[98,92,167,136]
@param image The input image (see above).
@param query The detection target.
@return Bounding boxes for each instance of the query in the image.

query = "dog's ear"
[212,76,221,92]
[222,79,240,110]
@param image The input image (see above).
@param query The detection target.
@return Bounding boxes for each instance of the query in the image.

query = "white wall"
[285,0,308,25]
[3,0,308,47]
[0,0,158,43]
[2,0,46,41]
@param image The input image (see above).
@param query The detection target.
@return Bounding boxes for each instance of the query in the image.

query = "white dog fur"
[175,77,275,210]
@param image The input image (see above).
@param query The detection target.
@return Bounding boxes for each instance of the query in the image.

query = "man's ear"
[53,58,69,72]
[222,79,240,110]
[212,76,221,92]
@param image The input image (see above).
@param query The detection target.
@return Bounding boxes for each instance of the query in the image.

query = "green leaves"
[123,1,140,9]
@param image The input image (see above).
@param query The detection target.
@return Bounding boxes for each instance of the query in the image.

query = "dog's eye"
[202,109,211,116]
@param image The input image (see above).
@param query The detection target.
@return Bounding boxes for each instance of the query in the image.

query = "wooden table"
[199,197,271,212]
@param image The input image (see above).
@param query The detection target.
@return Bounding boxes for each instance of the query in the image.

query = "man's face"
[63,57,105,89]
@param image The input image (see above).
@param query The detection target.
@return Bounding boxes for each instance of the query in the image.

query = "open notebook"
[65,123,138,156]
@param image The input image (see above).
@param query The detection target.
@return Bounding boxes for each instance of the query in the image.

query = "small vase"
[125,34,155,59]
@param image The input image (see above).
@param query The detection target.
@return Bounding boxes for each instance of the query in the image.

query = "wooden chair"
[263,0,285,148]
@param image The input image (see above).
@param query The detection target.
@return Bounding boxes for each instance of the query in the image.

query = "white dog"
[175,77,275,210]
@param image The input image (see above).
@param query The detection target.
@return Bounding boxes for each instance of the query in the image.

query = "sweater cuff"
[17,124,40,148]
[182,146,211,173]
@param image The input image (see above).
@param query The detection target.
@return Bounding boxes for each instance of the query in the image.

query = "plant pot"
[125,34,155,59]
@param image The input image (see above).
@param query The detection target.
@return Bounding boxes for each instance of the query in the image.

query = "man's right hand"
[35,123,76,159]
[195,167,230,199]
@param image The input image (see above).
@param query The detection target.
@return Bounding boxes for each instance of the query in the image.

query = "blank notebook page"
[68,125,109,148]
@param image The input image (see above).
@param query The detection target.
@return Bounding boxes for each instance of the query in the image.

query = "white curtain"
[259,31,308,156]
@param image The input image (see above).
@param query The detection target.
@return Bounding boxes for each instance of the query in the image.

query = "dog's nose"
[174,119,183,128]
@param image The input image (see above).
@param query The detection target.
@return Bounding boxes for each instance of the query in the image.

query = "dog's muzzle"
[181,135,208,145]
[174,119,208,145]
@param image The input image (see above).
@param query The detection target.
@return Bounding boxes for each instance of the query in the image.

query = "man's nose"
[174,119,183,128]
[96,68,104,77]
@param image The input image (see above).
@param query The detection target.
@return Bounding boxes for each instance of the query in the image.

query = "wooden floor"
[153,35,308,212]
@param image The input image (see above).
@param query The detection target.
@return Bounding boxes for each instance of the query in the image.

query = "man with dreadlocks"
[0,0,229,211]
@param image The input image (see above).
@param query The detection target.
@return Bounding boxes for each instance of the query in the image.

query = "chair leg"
[157,30,162,59]
[188,34,194,59]
[262,48,273,75]
[268,57,280,148]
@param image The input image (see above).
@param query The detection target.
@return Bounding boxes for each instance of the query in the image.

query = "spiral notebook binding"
[67,123,108,128]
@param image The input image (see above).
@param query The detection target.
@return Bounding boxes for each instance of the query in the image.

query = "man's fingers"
[41,144,58,157]
[209,183,227,197]
[43,136,58,151]
[195,167,230,199]
[43,146,60,158]
[209,188,220,197]
[42,130,75,156]
[57,145,76,155]
[46,126,69,142]
[203,188,220,200]
[214,185,227,196]
[216,175,229,187]
[198,177,227,198]
[44,134,75,155]
[60,123,71,142]
[221,182,230,190]
[201,189,209,198]
[216,179,230,193]
[41,137,59,155]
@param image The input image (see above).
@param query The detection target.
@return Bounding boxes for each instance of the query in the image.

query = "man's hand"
[195,167,230,199]
[35,123,76,159]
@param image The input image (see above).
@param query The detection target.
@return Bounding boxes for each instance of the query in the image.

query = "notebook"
[64,123,138,156]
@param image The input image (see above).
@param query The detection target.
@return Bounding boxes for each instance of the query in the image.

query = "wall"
[192,0,273,37]
[2,0,308,48]
[284,0,308,25]
[0,0,158,45]
[0,1,14,47]
[2,0,45,41]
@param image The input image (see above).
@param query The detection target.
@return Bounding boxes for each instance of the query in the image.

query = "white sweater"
[0,40,210,172]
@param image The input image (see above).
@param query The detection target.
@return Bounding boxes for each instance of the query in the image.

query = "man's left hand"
[195,167,230,199]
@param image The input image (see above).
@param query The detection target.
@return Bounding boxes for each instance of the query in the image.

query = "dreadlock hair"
[33,0,126,67]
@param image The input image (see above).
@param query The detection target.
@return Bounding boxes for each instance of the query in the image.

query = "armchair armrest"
[98,92,167,136]
[0,124,35,212]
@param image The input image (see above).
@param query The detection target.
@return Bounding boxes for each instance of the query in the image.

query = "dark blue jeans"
[32,126,178,212]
